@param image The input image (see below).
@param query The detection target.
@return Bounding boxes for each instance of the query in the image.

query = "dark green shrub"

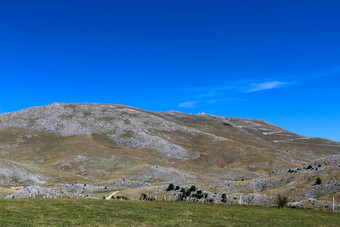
[192,190,204,200]
[315,177,321,185]
[189,185,196,191]
[116,196,128,200]
[166,183,174,191]
[221,193,227,203]
[277,194,288,208]
[175,185,180,190]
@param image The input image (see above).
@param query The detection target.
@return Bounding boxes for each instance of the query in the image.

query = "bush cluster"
[112,196,128,200]
[166,184,208,201]
[139,193,154,201]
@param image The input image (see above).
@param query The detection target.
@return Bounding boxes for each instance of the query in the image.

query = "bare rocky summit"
[0,103,339,208]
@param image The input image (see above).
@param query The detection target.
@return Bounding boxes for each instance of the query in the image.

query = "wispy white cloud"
[245,81,287,93]
[314,66,340,78]
[176,67,339,111]
[207,98,244,104]
[177,80,287,109]
[178,101,196,108]
[183,66,340,96]
[207,99,222,104]
[184,80,289,96]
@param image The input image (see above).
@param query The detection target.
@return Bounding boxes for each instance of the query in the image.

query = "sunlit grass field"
[0,199,339,226]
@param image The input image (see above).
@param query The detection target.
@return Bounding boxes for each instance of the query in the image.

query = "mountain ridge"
[2,102,338,142]
[0,102,339,208]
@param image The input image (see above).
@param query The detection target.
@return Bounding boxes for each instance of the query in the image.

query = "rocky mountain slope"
[0,103,339,207]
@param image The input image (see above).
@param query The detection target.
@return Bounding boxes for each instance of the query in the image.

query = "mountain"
[0,103,339,207]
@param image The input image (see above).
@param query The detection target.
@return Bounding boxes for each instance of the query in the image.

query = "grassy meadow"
[0,199,339,226]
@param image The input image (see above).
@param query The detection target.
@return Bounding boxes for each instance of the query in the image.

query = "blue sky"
[0,0,339,141]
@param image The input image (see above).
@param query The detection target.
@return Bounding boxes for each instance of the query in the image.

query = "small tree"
[175,185,180,190]
[189,185,196,191]
[276,194,288,208]
[166,183,175,191]
[221,193,227,203]
[196,190,204,199]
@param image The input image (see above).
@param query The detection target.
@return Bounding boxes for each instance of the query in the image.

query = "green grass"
[0,199,339,226]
